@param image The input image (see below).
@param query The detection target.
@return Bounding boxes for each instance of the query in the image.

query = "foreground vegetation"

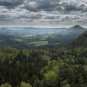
[0,46,87,87]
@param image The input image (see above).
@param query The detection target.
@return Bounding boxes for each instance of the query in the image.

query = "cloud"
[62,0,87,12]
[23,0,87,13]
[0,14,11,21]
[0,0,87,27]
[24,0,61,11]
[0,0,24,8]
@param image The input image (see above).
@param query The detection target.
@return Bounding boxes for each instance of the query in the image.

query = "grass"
[28,41,48,46]
[14,39,23,42]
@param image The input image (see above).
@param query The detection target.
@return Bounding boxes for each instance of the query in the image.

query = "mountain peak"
[71,25,85,29]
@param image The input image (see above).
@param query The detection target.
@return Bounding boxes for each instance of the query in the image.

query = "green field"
[28,41,48,46]
[14,39,23,42]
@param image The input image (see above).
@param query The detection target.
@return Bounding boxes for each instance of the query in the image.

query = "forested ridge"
[0,46,87,87]
[72,31,87,47]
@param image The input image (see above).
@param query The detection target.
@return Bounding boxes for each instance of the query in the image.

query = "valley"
[0,25,87,87]
[0,25,86,49]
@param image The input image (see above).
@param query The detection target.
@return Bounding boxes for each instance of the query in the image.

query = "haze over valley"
[0,25,86,49]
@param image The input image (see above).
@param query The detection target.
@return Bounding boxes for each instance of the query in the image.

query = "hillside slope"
[72,31,87,47]
[0,35,29,49]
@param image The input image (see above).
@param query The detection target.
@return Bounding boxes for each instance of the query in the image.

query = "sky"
[0,0,87,28]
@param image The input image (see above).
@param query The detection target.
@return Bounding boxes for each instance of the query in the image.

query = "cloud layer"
[0,0,87,27]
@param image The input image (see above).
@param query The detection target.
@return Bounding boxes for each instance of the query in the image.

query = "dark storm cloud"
[64,4,81,11]
[0,0,87,27]
[23,0,87,12]
[62,1,87,12]
[0,0,24,8]
[0,0,86,12]
[24,0,61,11]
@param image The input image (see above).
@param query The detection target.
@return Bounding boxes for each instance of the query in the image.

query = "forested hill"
[0,46,87,87]
[72,31,87,47]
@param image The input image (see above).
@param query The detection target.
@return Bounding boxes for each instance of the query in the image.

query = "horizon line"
[0,25,87,28]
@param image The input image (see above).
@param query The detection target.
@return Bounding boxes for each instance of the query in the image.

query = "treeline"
[0,47,87,87]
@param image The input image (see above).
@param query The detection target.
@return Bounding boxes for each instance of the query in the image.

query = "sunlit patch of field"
[14,39,23,42]
[28,41,48,46]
